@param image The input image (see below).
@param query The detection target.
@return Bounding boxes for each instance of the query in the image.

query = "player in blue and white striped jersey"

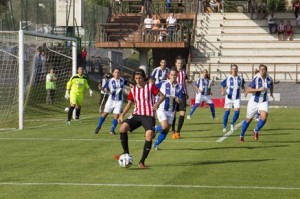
[95,68,127,135]
[150,58,170,85]
[153,68,183,150]
[221,65,245,133]
[186,69,216,120]
[239,64,274,142]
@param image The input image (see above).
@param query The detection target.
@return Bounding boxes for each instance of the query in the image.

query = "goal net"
[0,31,77,130]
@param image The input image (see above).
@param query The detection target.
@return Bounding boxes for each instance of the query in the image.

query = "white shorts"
[246,100,268,119]
[156,109,175,125]
[103,99,123,114]
[195,93,213,104]
[224,97,241,109]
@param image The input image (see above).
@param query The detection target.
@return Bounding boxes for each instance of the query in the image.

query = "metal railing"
[97,22,191,42]
[111,0,198,14]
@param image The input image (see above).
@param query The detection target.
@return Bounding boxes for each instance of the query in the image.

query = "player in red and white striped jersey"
[116,68,165,168]
[171,56,189,139]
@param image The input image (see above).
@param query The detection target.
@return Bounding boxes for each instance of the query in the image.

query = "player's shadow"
[164,158,275,167]
[161,144,289,151]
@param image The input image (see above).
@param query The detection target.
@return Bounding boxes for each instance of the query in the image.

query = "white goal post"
[19,30,77,130]
[0,30,77,130]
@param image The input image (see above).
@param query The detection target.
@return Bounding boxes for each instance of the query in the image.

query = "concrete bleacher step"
[221,19,297,27]
[220,49,300,56]
[204,34,300,41]
[218,56,300,64]
[222,12,295,20]
[219,42,300,49]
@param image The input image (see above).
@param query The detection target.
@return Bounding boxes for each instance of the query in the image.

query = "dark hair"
[132,68,146,79]
[259,64,268,71]
[231,64,238,69]
[112,67,120,73]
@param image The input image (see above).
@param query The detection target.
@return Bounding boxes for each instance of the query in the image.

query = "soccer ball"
[64,107,69,112]
[118,153,133,168]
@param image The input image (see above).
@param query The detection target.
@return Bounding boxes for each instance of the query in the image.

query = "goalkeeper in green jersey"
[65,67,93,124]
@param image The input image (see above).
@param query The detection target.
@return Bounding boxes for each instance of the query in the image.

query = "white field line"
[0,182,299,191]
[0,137,215,143]
[216,121,243,143]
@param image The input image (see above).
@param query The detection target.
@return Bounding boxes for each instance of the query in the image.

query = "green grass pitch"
[0,96,299,198]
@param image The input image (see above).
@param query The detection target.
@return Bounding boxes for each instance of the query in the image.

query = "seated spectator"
[250,0,257,19]
[285,20,294,41]
[277,20,285,41]
[159,25,168,42]
[258,0,267,19]
[177,0,185,13]
[267,13,277,34]
[144,14,153,41]
[152,15,161,42]
[209,0,221,12]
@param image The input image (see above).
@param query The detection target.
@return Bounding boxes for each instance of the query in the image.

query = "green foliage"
[86,0,110,7]
[267,0,287,12]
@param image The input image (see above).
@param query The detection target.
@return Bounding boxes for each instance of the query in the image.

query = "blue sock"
[231,110,240,125]
[97,116,106,128]
[189,103,199,116]
[223,110,230,128]
[155,125,163,132]
[209,103,215,118]
[240,120,250,137]
[154,131,168,147]
[254,119,266,132]
[110,119,118,132]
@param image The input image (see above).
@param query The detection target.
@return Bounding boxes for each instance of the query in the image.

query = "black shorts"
[176,94,187,112]
[124,114,155,132]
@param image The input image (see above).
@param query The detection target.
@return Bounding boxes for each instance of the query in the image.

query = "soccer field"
[0,106,299,199]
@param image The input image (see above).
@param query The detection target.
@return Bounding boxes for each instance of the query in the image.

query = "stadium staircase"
[189,12,300,83]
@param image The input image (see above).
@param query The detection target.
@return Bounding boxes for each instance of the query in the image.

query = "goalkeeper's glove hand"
[89,89,93,96]
[65,90,70,100]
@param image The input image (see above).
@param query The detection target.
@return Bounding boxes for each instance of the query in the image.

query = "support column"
[138,48,149,75]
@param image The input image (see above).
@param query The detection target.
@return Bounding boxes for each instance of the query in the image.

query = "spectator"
[267,13,277,34]
[285,20,294,41]
[250,0,257,19]
[166,13,177,41]
[277,20,285,40]
[81,48,88,69]
[45,68,57,105]
[257,0,267,19]
[292,0,300,19]
[166,0,172,12]
[209,0,221,12]
[144,14,153,41]
[152,15,161,42]
[159,25,168,42]
[296,15,300,28]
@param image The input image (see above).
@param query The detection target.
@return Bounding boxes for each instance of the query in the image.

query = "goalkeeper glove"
[65,90,70,100]
[89,89,93,96]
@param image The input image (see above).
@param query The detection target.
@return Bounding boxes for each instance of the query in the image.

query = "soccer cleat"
[171,132,176,139]
[113,154,121,160]
[110,131,116,135]
[186,115,191,120]
[95,127,101,134]
[66,121,71,125]
[213,117,218,120]
[230,124,235,131]
[223,128,227,133]
[174,132,181,139]
[253,129,259,141]
[153,145,159,150]
[138,162,146,169]
[239,137,245,143]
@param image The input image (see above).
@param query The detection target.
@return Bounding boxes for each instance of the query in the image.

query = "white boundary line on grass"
[0,137,215,143]
[216,121,243,143]
[0,182,299,190]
